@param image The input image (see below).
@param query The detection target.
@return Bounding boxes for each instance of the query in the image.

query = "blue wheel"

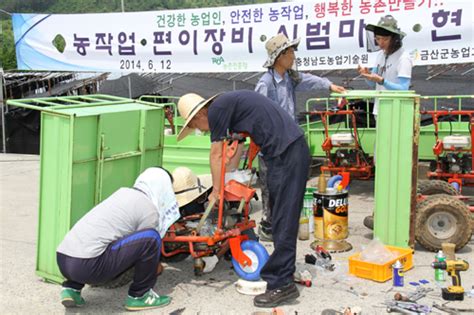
[232,240,269,281]
[328,175,343,188]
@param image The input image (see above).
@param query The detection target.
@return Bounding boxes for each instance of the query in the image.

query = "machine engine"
[332,149,371,168]
[430,135,472,174]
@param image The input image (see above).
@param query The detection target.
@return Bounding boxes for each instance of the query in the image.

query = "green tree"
[0,19,16,70]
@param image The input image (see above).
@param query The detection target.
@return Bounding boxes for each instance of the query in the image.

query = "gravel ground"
[1,154,473,314]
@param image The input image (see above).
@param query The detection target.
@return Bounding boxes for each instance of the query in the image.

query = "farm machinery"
[303,106,374,180]
[98,134,267,288]
[415,109,473,252]
[420,109,473,190]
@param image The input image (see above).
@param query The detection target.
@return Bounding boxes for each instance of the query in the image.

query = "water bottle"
[318,172,327,194]
[298,216,310,240]
[434,250,446,282]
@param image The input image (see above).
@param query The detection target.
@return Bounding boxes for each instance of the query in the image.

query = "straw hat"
[172,166,212,207]
[177,93,219,141]
[366,15,406,38]
[263,33,300,68]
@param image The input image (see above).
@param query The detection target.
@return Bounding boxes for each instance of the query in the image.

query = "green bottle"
[434,250,446,282]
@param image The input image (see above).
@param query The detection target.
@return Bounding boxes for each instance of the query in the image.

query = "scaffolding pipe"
[1,68,6,153]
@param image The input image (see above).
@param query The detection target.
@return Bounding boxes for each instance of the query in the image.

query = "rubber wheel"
[327,175,343,188]
[232,240,269,281]
[417,180,458,196]
[91,267,134,289]
[415,194,472,252]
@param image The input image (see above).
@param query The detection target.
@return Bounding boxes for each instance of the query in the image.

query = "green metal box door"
[7,95,165,283]
[372,91,420,248]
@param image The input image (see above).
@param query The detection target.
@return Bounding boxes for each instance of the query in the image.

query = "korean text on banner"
[12,0,473,73]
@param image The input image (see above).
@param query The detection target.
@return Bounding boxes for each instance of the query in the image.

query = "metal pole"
[121,0,132,99]
[0,67,6,153]
[127,76,132,99]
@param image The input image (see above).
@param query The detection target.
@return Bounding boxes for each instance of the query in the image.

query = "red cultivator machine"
[304,108,374,179]
[97,137,266,288]
[421,109,474,190]
[162,134,268,278]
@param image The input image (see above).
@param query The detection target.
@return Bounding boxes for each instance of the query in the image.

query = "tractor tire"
[91,267,134,289]
[417,180,458,196]
[415,194,472,252]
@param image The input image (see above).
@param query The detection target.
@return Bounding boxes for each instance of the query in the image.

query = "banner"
[12,0,473,72]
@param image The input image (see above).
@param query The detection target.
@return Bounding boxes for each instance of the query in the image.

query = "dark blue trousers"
[57,228,162,297]
[259,136,310,290]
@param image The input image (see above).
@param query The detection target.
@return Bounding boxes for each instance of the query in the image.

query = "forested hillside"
[1,0,274,69]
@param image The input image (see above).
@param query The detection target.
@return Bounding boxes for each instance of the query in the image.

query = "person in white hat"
[177,90,310,308]
[255,33,345,242]
[358,15,413,230]
[358,14,413,117]
[56,167,179,311]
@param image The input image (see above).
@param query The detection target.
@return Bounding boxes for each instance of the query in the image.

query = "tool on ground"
[433,302,474,314]
[304,246,336,271]
[386,305,418,315]
[315,245,332,260]
[294,269,312,287]
[345,286,359,297]
[385,301,431,314]
[169,307,186,315]
[394,293,413,302]
[394,287,433,303]
[408,287,433,302]
[431,259,469,301]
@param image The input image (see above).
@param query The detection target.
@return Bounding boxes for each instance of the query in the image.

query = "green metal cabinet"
[326,90,420,248]
[373,91,420,248]
[7,94,165,283]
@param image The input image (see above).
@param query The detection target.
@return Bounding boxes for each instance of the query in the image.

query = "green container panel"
[8,96,165,283]
[373,93,419,248]
[163,134,212,175]
[309,90,420,248]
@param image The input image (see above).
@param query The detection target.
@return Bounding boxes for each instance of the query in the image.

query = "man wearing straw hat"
[255,33,346,241]
[177,90,310,307]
